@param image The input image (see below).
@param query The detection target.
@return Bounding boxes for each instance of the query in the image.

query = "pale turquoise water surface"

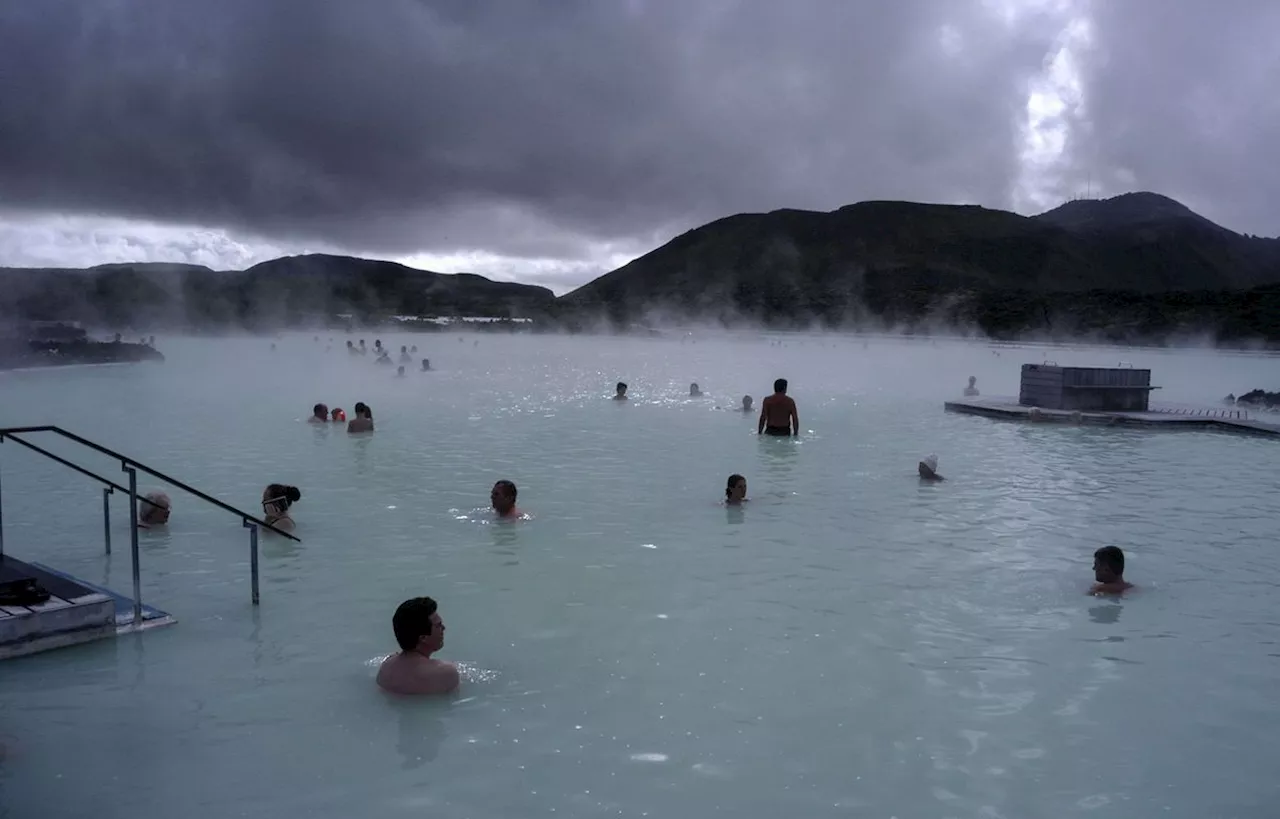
[0,333,1278,818]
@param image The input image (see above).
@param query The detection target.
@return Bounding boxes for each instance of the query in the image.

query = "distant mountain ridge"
[0,254,556,329]
[553,192,1280,340]
[3,193,1279,343]
[1032,192,1231,233]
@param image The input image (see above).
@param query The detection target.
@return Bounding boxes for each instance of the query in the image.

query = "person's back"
[758,379,798,436]
[377,652,460,696]
[347,402,375,433]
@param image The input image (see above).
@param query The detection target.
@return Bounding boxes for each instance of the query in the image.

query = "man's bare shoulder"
[377,654,460,696]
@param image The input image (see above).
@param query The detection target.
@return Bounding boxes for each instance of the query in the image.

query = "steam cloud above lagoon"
[1,0,1278,292]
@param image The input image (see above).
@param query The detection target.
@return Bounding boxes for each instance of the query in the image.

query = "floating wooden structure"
[945,363,1280,437]
[1019,363,1157,412]
[946,397,1280,438]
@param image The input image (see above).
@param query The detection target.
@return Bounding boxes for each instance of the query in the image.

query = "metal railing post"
[103,487,113,555]
[243,520,260,606]
[123,464,142,627]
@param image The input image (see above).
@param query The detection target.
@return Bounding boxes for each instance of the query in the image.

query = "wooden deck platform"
[944,396,1280,438]
[0,556,174,661]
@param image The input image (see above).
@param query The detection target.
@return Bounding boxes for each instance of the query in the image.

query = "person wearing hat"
[918,454,944,481]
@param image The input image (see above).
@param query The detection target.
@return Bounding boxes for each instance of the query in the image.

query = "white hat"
[922,454,938,473]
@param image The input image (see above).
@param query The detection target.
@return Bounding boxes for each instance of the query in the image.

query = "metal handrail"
[0,425,299,626]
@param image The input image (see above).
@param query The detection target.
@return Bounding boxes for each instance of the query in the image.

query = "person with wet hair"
[758,378,798,436]
[1091,546,1133,595]
[725,474,748,504]
[491,480,521,519]
[347,402,374,433]
[138,491,171,527]
[740,395,753,413]
[309,403,328,423]
[614,382,628,400]
[376,596,459,696]
[261,484,301,533]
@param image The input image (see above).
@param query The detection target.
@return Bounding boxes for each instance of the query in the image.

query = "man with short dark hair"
[376,597,460,695]
[758,378,799,436]
[491,480,521,519]
[1091,546,1133,595]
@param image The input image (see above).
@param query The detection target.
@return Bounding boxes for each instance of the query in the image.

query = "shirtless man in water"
[1090,546,1134,595]
[491,480,522,519]
[758,378,799,436]
[376,597,460,696]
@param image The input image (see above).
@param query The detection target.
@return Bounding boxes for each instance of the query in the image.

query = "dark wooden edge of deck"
[943,401,1280,438]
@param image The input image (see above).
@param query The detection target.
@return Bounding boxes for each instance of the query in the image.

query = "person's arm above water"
[757,399,768,434]
[789,399,799,436]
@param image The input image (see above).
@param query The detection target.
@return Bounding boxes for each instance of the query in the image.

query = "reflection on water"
[0,333,1278,819]
[394,701,448,770]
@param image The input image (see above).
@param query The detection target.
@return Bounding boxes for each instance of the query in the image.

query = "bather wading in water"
[725,474,748,504]
[491,480,523,519]
[741,395,753,413]
[377,596,459,696]
[963,376,980,397]
[347,402,374,433]
[137,491,171,527]
[261,484,301,533]
[1090,546,1133,596]
[758,379,798,436]
[309,403,329,423]
[918,454,944,481]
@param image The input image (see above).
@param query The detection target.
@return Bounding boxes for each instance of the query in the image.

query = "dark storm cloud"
[0,1,1064,259]
[1070,0,1280,236]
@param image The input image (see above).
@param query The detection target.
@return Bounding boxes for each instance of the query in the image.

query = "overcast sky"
[1,0,1276,293]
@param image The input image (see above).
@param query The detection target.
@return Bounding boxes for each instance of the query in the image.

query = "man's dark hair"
[616,382,627,391]
[1094,546,1125,574]
[774,378,788,393]
[494,479,517,499]
[393,596,438,651]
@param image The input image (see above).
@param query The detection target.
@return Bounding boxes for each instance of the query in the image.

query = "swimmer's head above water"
[377,596,459,696]
[310,403,328,422]
[261,484,301,531]
[331,407,346,422]
[491,480,519,518]
[421,358,431,371]
[615,382,628,399]
[1091,546,1132,594]
[741,395,753,412]
[138,491,171,526]
[918,454,943,481]
[690,382,702,397]
[725,474,747,504]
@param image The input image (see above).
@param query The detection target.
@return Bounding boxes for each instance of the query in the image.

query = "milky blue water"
[0,332,1278,819]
